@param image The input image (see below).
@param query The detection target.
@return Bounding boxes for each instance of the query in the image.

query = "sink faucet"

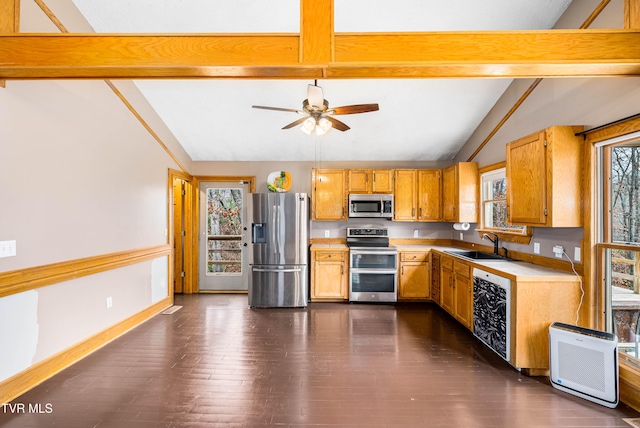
[482,233,499,255]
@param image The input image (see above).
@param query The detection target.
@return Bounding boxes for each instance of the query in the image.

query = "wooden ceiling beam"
[1,30,640,79]
[0,0,18,87]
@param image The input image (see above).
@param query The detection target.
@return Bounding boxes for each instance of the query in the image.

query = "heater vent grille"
[558,342,606,392]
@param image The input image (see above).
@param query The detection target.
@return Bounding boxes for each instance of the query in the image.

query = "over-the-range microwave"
[348,194,394,218]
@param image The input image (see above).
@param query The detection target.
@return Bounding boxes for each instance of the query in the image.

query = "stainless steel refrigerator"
[249,193,309,307]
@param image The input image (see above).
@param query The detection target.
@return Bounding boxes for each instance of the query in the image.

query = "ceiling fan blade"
[252,105,300,113]
[282,117,309,130]
[330,104,380,115]
[325,116,350,132]
[307,84,324,108]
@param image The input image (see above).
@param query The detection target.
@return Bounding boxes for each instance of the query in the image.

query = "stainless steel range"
[347,227,398,303]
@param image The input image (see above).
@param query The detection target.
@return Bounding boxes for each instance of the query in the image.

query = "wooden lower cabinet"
[453,260,473,329]
[398,251,430,300]
[310,248,349,301]
[440,255,455,314]
[437,250,582,374]
[440,256,473,329]
[510,279,582,374]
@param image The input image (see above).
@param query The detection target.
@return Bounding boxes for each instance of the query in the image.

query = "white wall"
[0,2,185,383]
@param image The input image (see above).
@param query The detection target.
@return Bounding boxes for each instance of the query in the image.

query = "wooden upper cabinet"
[506,126,583,227]
[348,169,394,193]
[393,169,417,221]
[417,169,442,221]
[442,162,478,223]
[312,168,347,221]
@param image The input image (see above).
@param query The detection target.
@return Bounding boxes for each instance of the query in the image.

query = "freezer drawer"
[249,265,308,308]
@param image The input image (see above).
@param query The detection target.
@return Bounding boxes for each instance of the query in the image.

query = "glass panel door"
[199,182,248,291]
[206,187,243,275]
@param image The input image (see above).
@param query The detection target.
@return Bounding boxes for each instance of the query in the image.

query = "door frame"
[169,169,197,294]
[193,175,255,293]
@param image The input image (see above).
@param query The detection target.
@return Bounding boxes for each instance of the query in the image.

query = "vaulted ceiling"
[5,1,638,162]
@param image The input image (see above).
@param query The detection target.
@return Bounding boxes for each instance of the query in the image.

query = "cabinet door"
[348,169,371,193]
[440,267,455,315]
[442,166,457,222]
[312,255,347,299]
[372,169,394,193]
[506,131,547,225]
[399,262,430,299]
[454,274,473,329]
[393,170,417,220]
[312,169,347,220]
[417,169,442,221]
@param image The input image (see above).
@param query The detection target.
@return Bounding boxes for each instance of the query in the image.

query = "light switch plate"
[574,247,581,262]
[533,242,540,254]
[324,230,330,238]
[0,240,16,258]
[413,229,419,238]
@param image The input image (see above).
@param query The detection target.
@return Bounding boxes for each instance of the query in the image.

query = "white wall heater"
[549,322,619,408]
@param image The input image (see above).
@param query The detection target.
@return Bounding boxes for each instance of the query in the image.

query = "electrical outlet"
[413,229,419,238]
[106,297,113,309]
[533,242,540,254]
[553,245,564,259]
[574,247,581,262]
[324,230,330,238]
[0,240,16,258]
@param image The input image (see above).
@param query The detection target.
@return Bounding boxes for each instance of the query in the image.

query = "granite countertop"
[394,244,580,282]
[310,243,348,250]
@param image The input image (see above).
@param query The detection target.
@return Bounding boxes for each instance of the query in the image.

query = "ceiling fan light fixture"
[316,117,332,135]
[301,117,316,135]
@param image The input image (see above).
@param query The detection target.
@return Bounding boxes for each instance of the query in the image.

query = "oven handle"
[350,268,398,274]
[350,249,398,256]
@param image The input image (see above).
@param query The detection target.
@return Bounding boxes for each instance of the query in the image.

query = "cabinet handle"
[341,265,344,275]
[419,207,422,217]
[412,208,416,217]
[402,265,404,275]
[373,172,376,182]
[366,173,369,183]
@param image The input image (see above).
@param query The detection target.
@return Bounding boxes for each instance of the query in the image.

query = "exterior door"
[199,182,249,291]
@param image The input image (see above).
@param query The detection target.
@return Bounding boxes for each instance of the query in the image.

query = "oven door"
[350,269,397,303]
[350,249,397,270]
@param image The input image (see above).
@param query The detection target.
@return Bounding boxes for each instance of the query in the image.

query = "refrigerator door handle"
[271,205,277,257]
[253,267,303,273]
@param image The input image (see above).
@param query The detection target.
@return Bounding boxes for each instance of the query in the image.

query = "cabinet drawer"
[401,251,429,262]
[453,261,470,278]
[441,256,453,271]
[315,251,344,261]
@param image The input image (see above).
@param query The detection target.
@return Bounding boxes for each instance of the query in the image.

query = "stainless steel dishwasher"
[473,268,511,362]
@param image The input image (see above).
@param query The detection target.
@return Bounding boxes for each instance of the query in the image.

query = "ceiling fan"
[252,81,379,135]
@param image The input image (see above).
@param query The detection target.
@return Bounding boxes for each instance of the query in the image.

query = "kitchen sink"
[444,250,509,261]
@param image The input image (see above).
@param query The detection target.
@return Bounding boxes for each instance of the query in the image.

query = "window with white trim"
[480,168,527,234]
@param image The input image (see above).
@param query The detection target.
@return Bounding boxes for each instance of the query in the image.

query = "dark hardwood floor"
[2,294,639,427]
